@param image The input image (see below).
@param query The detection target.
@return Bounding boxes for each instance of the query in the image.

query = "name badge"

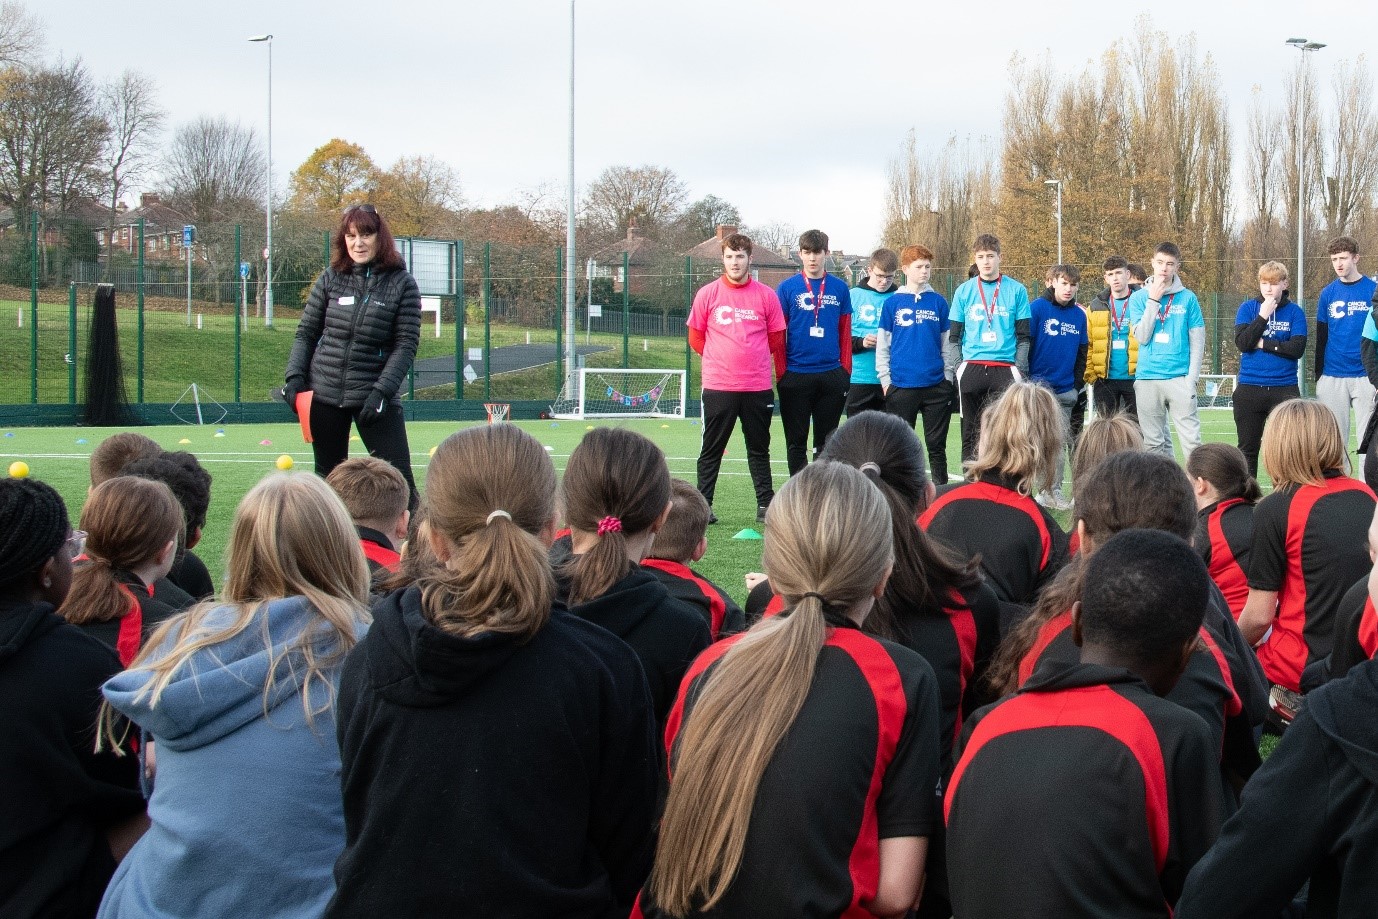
[339,296,356,306]
[1112,340,1127,350]
[809,325,825,338]
[981,331,998,343]
[1154,332,1170,344]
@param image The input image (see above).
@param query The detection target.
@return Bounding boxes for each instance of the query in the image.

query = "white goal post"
[1196,374,1237,410]
[550,368,688,420]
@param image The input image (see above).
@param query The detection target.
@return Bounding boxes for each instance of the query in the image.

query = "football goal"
[550,368,688,420]
[1197,374,1237,409]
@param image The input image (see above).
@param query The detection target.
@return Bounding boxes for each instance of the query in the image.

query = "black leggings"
[1232,383,1299,478]
[309,399,418,508]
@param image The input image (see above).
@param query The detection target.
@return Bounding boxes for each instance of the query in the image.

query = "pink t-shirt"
[687,277,786,392]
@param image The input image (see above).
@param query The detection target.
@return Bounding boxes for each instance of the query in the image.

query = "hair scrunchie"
[596,516,622,536]
[800,591,828,605]
[485,510,512,525]
[858,462,881,479]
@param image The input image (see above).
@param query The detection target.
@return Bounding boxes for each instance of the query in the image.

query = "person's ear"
[538,512,559,549]
[873,562,894,600]
[1190,476,1210,498]
[691,535,707,563]
[923,479,937,507]
[157,538,178,569]
[651,499,673,534]
[1070,600,1084,647]
[1075,519,1089,553]
[187,525,202,550]
[424,520,454,564]
[394,509,411,544]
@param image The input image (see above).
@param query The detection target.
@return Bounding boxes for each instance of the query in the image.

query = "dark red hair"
[331,205,405,272]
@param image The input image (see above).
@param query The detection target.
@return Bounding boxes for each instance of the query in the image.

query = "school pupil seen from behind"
[121,451,216,601]
[325,456,410,586]
[0,478,145,919]
[877,245,955,485]
[1233,260,1307,478]
[946,529,1224,919]
[98,473,372,919]
[1315,235,1376,449]
[558,426,712,725]
[820,411,1001,919]
[634,461,941,919]
[643,478,746,640]
[1240,399,1376,710]
[1028,264,1089,510]
[59,476,189,667]
[776,229,853,476]
[987,451,1267,806]
[688,231,786,524]
[1187,443,1261,622]
[846,248,900,417]
[1128,242,1206,460]
[283,203,422,505]
[1315,503,1378,685]
[89,432,161,490]
[1069,412,1144,488]
[1176,577,1378,919]
[1085,255,1140,424]
[944,233,1031,463]
[328,425,657,919]
[919,381,1069,608]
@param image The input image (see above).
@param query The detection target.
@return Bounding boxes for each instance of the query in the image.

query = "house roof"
[589,222,668,266]
[685,225,797,269]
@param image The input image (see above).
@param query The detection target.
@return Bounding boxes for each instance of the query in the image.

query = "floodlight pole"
[249,34,274,328]
[1287,38,1326,391]
[564,2,578,392]
[1045,179,1062,265]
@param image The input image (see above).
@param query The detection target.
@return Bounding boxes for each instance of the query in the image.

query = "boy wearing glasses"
[844,248,900,417]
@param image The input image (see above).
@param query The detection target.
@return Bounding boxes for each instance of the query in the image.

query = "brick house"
[685,224,799,287]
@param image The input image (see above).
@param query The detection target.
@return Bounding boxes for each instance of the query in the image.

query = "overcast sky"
[38,0,1374,253]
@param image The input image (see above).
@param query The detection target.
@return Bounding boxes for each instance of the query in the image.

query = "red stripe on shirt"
[360,538,400,572]
[1018,609,1073,686]
[1360,596,1378,661]
[919,480,1052,571]
[946,588,978,745]
[663,636,740,769]
[945,684,1170,872]
[1205,499,1249,620]
[642,558,727,639]
[1197,627,1242,719]
[115,583,143,667]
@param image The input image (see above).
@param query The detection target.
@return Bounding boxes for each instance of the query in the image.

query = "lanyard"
[1156,293,1176,325]
[977,276,1002,326]
[801,272,827,326]
[1110,294,1129,333]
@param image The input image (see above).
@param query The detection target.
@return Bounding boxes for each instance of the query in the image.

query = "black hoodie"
[328,586,659,919]
[1177,658,1378,919]
[0,600,144,919]
[559,565,712,726]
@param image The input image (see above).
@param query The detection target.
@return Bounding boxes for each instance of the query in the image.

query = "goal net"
[551,368,687,420]
[1197,374,1237,409]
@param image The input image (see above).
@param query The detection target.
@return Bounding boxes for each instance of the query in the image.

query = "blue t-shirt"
[849,283,891,385]
[778,273,852,374]
[948,275,1031,363]
[1103,294,1135,380]
[1236,298,1306,387]
[1317,275,1377,378]
[1029,297,1088,393]
[880,290,949,388]
[1127,287,1204,380]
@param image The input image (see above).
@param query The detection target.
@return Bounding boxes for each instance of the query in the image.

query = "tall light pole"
[1044,179,1062,265]
[564,2,578,395]
[1287,37,1325,393]
[249,34,274,328]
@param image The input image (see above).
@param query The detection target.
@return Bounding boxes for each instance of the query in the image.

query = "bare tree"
[883,131,993,272]
[1323,57,1378,238]
[0,1,41,67]
[100,70,164,272]
[741,221,799,254]
[375,154,463,237]
[1243,85,1282,251]
[160,115,265,225]
[583,164,687,240]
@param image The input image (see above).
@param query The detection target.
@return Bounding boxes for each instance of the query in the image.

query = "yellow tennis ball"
[275,454,294,470]
[8,460,28,478]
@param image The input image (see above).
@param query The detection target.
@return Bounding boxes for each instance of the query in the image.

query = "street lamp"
[249,34,274,328]
[1044,179,1062,265]
[564,2,578,395]
[1287,37,1325,392]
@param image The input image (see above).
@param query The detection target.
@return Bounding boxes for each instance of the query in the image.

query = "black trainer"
[756,505,768,524]
[708,510,719,525]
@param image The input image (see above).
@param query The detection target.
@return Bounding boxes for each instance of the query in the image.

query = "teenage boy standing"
[1029,265,1088,508]
[688,232,786,522]
[844,249,899,417]
[1129,242,1205,461]
[1316,236,1377,448]
[945,234,1031,462]
[776,229,852,476]
[1086,255,1139,422]
[877,244,954,484]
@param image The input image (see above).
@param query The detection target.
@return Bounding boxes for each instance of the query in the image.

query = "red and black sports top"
[633,617,942,919]
[1324,576,1378,684]
[1194,499,1253,621]
[1248,472,1375,692]
[641,558,745,640]
[945,661,1224,919]
[919,473,1069,606]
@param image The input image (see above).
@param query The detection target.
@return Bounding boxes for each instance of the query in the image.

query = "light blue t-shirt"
[948,275,1031,363]
[1127,286,1204,380]
[849,283,892,385]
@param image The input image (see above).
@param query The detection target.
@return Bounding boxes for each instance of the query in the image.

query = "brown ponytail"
[649,461,893,914]
[1186,442,1263,503]
[559,427,670,606]
[419,425,557,640]
[60,476,182,626]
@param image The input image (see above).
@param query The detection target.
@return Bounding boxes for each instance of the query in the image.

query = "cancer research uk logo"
[1041,318,1082,337]
[1330,300,1370,321]
[713,304,760,325]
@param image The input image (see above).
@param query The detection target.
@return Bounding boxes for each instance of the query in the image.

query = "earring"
[42,577,51,588]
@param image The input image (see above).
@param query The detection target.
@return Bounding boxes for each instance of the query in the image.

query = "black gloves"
[357,389,389,426]
[280,383,303,415]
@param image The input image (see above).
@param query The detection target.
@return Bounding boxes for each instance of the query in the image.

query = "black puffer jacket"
[285,262,421,408]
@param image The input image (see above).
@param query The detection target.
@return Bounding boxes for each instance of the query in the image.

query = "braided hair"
[0,478,69,591]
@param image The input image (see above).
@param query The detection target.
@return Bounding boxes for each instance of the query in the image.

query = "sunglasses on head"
[344,203,377,216]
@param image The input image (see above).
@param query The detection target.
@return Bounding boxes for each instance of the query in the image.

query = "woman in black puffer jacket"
[284,204,421,503]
